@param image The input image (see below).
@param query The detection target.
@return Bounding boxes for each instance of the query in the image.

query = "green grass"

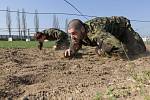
[93,92,103,100]
[0,41,55,48]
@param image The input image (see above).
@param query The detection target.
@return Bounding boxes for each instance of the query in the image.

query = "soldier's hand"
[64,49,72,58]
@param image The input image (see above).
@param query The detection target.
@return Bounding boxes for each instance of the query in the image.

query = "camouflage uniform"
[68,16,146,57]
[43,28,70,50]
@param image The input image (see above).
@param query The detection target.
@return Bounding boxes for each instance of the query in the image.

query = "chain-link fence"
[0,7,150,42]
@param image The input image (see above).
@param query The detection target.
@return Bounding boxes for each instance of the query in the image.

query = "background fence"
[0,7,150,43]
[0,8,75,40]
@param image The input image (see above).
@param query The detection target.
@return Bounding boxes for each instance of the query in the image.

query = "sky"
[0,0,150,36]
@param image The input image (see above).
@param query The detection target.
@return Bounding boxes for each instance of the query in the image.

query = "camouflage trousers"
[89,30,124,56]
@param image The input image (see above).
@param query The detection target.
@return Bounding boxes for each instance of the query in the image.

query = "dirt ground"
[0,45,150,100]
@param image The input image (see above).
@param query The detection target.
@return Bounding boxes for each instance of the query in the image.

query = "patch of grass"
[106,87,117,100]
[130,70,150,85]
[144,95,150,100]
[106,86,132,100]
[127,62,150,97]
[93,92,103,100]
[0,41,55,48]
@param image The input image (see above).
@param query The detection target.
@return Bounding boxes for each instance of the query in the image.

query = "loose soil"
[0,45,150,100]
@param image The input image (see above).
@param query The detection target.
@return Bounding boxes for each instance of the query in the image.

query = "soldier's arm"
[82,36,97,46]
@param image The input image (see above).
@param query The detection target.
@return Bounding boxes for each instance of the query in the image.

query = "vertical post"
[26,29,30,42]
[20,30,23,40]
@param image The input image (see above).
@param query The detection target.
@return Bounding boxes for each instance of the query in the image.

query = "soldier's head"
[68,19,86,42]
[34,32,46,42]
[34,32,46,50]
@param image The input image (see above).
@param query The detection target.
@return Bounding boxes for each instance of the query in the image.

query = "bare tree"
[65,18,68,32]
[6,7,12,38]
[52,15,60,29]
[22,8,27,38]
[17,9,21,38]
[34,9,39,32]
[56,16,60,29]
[52,15,57,28]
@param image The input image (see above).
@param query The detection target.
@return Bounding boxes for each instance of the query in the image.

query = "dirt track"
[0,45,150,100]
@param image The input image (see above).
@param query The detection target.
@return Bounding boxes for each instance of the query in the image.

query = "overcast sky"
[0,0,150,36]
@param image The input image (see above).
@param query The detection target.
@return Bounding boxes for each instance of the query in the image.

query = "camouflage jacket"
[43,28,70,47]
[69,16,146,56]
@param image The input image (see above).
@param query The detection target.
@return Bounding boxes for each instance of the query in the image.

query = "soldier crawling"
[34,28,70,50]
[64,16,146,58]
